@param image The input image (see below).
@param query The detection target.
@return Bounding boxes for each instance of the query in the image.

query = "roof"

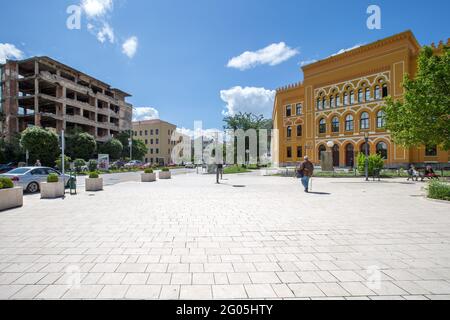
[132,119,177,127]
[302,30,421,71]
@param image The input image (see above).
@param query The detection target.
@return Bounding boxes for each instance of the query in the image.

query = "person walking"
[297,156,314,193]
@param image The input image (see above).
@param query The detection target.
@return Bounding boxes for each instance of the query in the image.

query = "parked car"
[0,162,17,174]
[124,160,143,168]
[185,162,194,169]
[0,167,73,194]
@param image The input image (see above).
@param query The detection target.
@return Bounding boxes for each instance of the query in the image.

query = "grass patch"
[224,166,252,174]
[427,180,450,201]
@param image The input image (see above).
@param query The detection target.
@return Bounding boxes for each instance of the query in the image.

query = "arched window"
[376,142,388,159]
[360,112,370,130]
[318,145,327,161]
[377,110,386,128]
[287,126,292,138]
[319,118,326,134]
[296,103,302,115]
[374,85,381,100]
[297,125,303,137]
[365,88,371,101]
[358,89,363,103]
[343,92,348,106]
[349,91,355,104]
[382,84,389,98]
[335,94,341,107]
[329,96,334,108]
[317,98,321,110]
[345,115,354,131]
[322,97,327,109]
[332,117,340,133]
[345,144,355,167]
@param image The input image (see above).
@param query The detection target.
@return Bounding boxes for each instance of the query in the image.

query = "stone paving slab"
[0,173,449,300]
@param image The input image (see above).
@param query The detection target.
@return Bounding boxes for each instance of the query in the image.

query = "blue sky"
[1,0,449,133]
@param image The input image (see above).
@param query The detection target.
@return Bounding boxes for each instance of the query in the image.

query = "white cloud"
[0,43,24,63]
[133,107,159,121]
[81,0,113,18]
[122,36,138,58]
[299,59,317,67]
[96,22,115,43]
[330,43,364,57]
[220,86,276,117]
[227,42,299,71]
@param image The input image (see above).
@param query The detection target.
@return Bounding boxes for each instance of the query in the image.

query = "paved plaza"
[0,172,449,300]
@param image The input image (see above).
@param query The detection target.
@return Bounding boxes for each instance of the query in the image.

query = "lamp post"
[364,132,369,181]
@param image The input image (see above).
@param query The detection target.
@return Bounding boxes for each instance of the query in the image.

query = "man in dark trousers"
[297,156,314,193]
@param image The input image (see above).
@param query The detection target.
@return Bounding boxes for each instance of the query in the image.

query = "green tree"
[0,134,24,164]
[115,131,147,160]
[98,138,123,160]
[131,139,148,161]
[223,112,273,166]
[20,127,59,166]
[384,45,450,150]
[66,132,97,160]
[357,153,385,176]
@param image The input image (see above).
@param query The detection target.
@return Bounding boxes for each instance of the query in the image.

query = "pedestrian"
[34,159,42,167]
[297,156,314,193]
[217,163,224,180]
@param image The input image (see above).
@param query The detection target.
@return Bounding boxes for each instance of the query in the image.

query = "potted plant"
[158,168,171,180]
[0,177,23,211]
[141,169,157,182]
[86,172,103,192]
[41,173,65,199]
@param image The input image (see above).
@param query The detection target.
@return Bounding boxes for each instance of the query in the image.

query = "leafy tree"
[223,112,273,166]
[73,159,86,173]
[131,139,147,161]
[98,138,123,160]
[384,45,450,150]
[115,131,147,160]
[66,132,97,160]
[21,127,60,166]
[0,134,24,164]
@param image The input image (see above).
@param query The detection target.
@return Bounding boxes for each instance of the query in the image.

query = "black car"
[0,162,17,174]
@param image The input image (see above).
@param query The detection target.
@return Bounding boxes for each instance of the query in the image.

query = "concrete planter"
[141,173,157,182]
[86,178,103,192]
[41,182,65,199]
[159,171,171,180]
[0,187,23,211]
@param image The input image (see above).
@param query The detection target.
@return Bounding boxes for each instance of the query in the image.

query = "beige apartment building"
[0,56,133,142]
[133,119,177,166]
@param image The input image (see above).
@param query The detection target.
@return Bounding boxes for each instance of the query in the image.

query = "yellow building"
[273,30,450,168]
[132,119,177,166]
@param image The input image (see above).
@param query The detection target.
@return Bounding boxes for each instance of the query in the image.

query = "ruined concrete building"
[0,56,133,142]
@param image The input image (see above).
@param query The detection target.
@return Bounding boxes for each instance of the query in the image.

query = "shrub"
[0,177,14,189]
[428,180,450,201]
[144,169,154,174]
[74,159,86,173]
[88,160,98,172]
[161,168,170,172]
[89,172,99,179]
[47,173,59,183]
[357,153,385,176]
[55,155,71,171]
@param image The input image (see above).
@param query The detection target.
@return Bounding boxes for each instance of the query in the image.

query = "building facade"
[0,56,133,142]
[273,31,450,168]
[132,119,177,166]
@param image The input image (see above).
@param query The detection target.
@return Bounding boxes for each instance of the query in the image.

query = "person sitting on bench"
[407,165,421,181]
[424,165,439,180]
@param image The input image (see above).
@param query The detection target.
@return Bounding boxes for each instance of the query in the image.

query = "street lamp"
[364,132,369,181]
